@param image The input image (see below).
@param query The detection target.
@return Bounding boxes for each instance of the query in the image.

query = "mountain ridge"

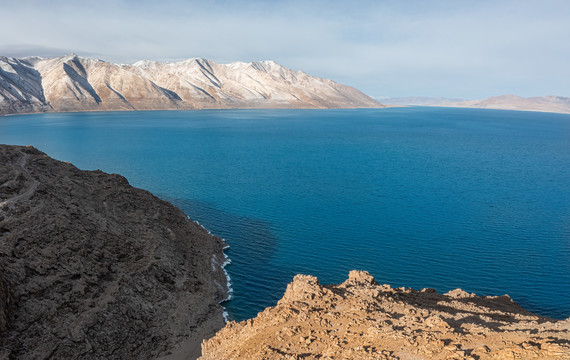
[0,55,382,115]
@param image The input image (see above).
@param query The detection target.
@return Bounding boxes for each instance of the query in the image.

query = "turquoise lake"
[0,107,569,320]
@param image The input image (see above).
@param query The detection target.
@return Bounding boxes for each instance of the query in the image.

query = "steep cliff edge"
[0,55,382,115]
[0,145,229,359]
[201,271,570,359]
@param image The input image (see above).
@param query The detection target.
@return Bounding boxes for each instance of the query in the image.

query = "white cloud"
[1,0,568,98]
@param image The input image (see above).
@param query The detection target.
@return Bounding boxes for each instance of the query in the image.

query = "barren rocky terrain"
[0,145,229,359]
[0,55,382,115]
[201,271,570,359]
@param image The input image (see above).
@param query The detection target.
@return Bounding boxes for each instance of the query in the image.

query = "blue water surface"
[1,107,569,320]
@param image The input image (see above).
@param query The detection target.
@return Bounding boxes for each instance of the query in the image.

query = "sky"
[1,0,569,99]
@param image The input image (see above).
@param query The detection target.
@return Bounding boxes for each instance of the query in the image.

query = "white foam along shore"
[191,218,233,322]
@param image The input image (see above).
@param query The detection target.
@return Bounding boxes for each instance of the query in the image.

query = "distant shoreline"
[382,94,570,115]
[5,104,570,119]
[0,105,399,118]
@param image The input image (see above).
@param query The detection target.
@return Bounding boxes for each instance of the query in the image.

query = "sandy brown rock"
[0,145,229,359]
[201,271,570,360]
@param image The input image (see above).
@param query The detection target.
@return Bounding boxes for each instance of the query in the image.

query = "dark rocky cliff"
[0,145,229,359]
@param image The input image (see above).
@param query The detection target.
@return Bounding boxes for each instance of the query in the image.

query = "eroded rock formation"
[201,271,570,359]
[0,145,229,359]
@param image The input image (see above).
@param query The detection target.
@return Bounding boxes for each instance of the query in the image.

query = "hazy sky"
[1,0,568,98]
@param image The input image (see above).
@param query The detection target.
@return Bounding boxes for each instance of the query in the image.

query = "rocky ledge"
[0,145,229,359]
[201,271,570,359]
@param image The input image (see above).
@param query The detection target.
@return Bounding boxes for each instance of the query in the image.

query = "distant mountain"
[451,94,570,114]
[382,94,570,114]
[0,55,382,115]
[380,96,466,106]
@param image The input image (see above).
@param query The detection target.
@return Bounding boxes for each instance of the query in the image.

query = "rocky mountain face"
[33,56,186,112]
[0,145,229,359]
[0,57,52,114]
[0,55,382,115]
[201,271,570,360]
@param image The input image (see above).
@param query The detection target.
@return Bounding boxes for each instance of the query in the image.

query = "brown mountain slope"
[201,271,570,360]
[0,145,229,359]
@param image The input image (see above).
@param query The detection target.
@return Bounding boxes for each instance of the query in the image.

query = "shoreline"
[0,104,392,118]
[382,103,570,115]
[192,219,234,322]
[5,103,570,118]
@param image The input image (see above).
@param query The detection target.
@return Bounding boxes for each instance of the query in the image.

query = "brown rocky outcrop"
[0,145,229,359]
[201,271,570,359]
